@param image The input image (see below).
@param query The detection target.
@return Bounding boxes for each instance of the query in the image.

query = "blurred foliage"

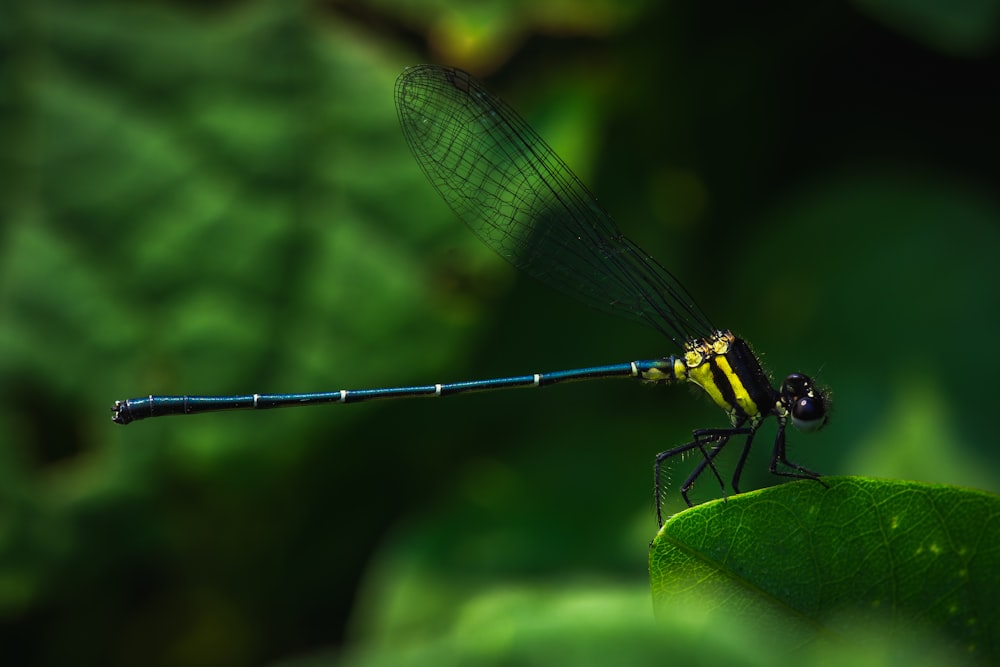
[853,0,1000,56]
[1,0,998,665]
[288,582,978,667]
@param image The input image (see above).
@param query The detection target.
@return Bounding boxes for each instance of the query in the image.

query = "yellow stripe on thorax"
[688,360,730,412]
[713,355,760,418]
[684,331,762,422]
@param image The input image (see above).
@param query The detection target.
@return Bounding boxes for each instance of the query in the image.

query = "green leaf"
[650,477,1000,662]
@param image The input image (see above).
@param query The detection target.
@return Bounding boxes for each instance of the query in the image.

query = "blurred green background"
[1,0,999,665]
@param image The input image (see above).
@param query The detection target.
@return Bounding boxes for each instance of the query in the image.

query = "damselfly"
[112,65,828,523]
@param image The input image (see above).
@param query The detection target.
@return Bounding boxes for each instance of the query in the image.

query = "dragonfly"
[112,65,829,524]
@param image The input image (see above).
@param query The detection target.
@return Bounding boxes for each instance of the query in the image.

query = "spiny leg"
[679,435,732,499]
[654,427,750,525]
[768,419,826,485]
[680,428,752,504]
[729,417,757,495]
[654,439,708,526]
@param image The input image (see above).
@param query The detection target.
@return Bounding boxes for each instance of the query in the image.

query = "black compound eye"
[781,373,810,396]
[791,396,826,432]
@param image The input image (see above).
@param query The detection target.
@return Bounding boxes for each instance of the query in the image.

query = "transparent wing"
[395,65,714,347]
